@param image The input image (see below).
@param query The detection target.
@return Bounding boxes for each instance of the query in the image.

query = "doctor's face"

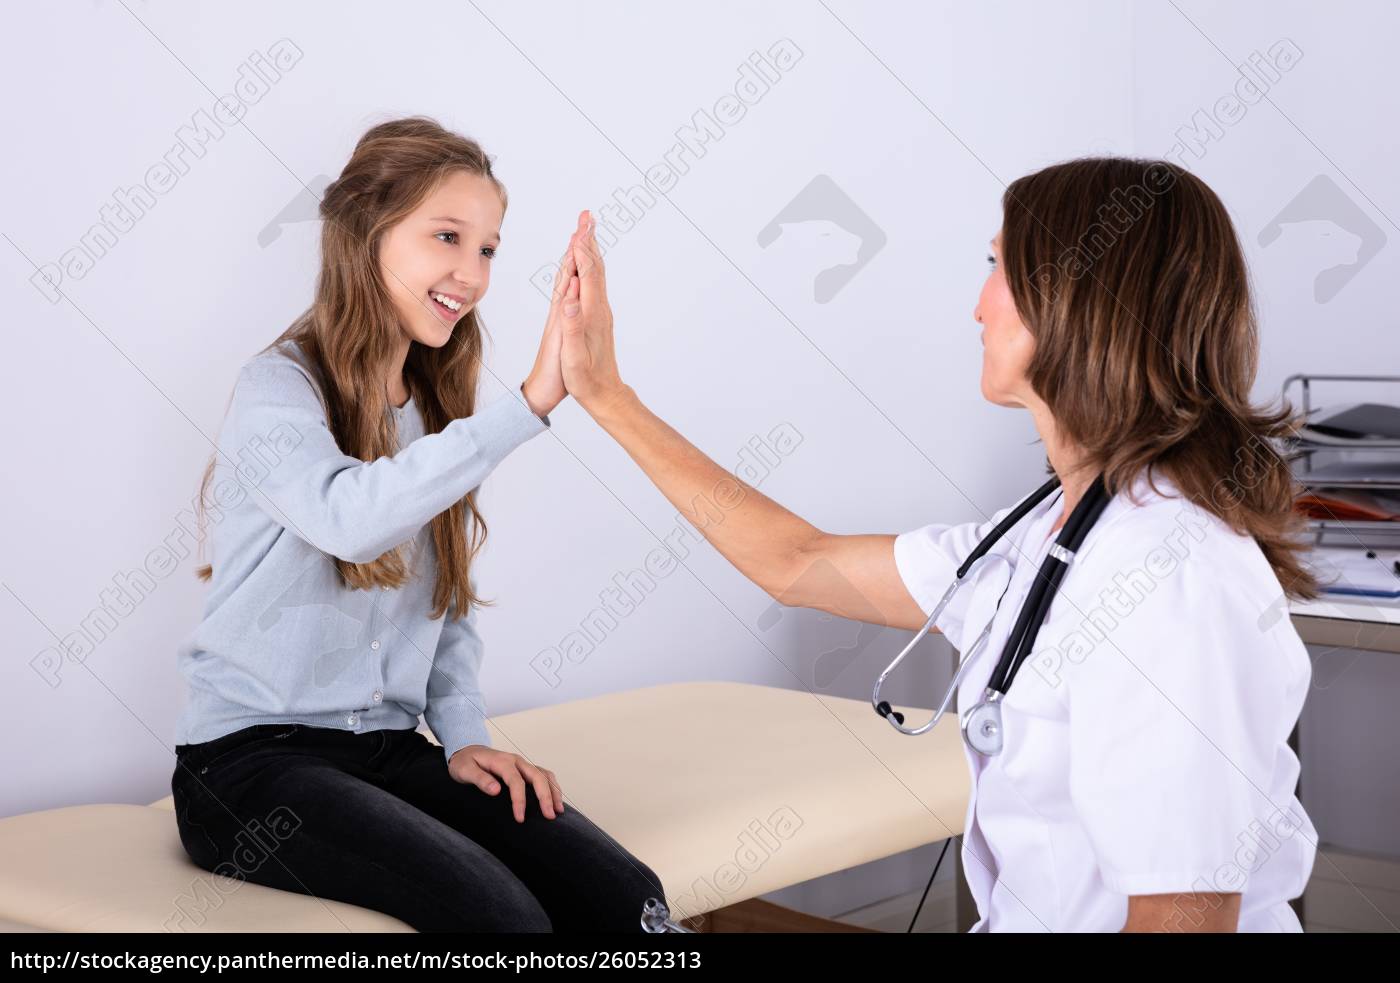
[377,169,504,349]
[974,232,1036,408]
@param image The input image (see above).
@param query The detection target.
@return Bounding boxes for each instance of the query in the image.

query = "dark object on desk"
[1293,462,1400,487]
[1306,402,1400,440]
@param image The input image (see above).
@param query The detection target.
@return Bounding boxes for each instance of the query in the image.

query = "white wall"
[1132,0,1397,408]
[1,0,1392,905]
[0,0,1130,819]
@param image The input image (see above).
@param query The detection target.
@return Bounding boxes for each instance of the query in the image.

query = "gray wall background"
[3,0,1395,916]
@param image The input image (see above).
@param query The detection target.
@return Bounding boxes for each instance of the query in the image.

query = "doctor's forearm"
[585,385,821,597]
[1121,892,1240,932]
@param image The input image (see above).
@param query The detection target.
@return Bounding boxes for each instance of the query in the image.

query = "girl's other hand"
[448,744,565,822]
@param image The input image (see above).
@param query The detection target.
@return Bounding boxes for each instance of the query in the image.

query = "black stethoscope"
[872,473,1112,756]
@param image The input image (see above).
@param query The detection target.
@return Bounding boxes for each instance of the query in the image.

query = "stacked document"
[1304,546,1400,599]
[1298,401,1400,444]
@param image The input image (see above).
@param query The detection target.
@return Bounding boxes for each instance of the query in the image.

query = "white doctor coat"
[893,471,1316,932]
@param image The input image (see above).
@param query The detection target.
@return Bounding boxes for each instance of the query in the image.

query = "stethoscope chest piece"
[961,690,1005,756]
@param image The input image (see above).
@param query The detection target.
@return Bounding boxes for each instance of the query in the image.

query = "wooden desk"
[1291,594,1400,655]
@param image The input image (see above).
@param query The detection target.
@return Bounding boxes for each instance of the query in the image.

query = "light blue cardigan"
[173,339,549,762]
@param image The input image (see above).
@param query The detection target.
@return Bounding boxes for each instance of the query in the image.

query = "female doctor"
[549,156,1320,932]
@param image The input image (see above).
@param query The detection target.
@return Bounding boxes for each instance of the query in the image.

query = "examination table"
[0,681,968,932]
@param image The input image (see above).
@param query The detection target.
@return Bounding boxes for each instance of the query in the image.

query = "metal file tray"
[1282,374,1400,551]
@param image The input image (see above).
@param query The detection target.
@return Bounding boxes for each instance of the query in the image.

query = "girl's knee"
[627,857,665,900]
[590,856,666,932]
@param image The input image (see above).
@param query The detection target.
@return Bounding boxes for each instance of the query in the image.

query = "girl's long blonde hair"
[193,115,505,618]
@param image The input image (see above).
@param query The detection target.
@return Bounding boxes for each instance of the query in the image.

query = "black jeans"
[170,723,665,932]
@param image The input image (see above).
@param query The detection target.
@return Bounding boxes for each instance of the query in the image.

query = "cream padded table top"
[0,681,967,932]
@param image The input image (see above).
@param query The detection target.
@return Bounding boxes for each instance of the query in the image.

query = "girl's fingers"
[549,233,580,311]
[563,274,581,318]
[572,236,600,291]
[562,234,579,284]
[570,242,591,310]
[455,755,498,794]
[496,761,528,823]
[522,764,556,819]
[550,245,567,297]
[548,771,565,813]
[549,238,572,306]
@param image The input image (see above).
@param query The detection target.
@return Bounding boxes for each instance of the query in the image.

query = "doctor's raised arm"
[554,211,928,634]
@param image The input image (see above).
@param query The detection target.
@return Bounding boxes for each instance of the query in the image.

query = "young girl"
[172,116,663,933]
[556,157,1321,932]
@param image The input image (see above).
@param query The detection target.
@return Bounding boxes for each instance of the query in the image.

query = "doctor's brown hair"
[999,156,1318,600]
[191,116,503,618]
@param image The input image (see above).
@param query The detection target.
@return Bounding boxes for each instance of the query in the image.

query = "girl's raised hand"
[520,227,579,417]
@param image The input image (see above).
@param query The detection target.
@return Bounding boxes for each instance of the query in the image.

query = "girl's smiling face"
[974,231,1037,409]
[377,169,504,347]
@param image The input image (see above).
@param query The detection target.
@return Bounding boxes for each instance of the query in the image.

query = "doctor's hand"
[519,228,579,419]
[560,210,629,415]
[448,745,565,823]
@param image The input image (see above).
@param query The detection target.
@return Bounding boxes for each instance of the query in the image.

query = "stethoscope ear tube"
[955,476,1062,578]
[987,474,1113,697]
[1006,484,1115,687]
